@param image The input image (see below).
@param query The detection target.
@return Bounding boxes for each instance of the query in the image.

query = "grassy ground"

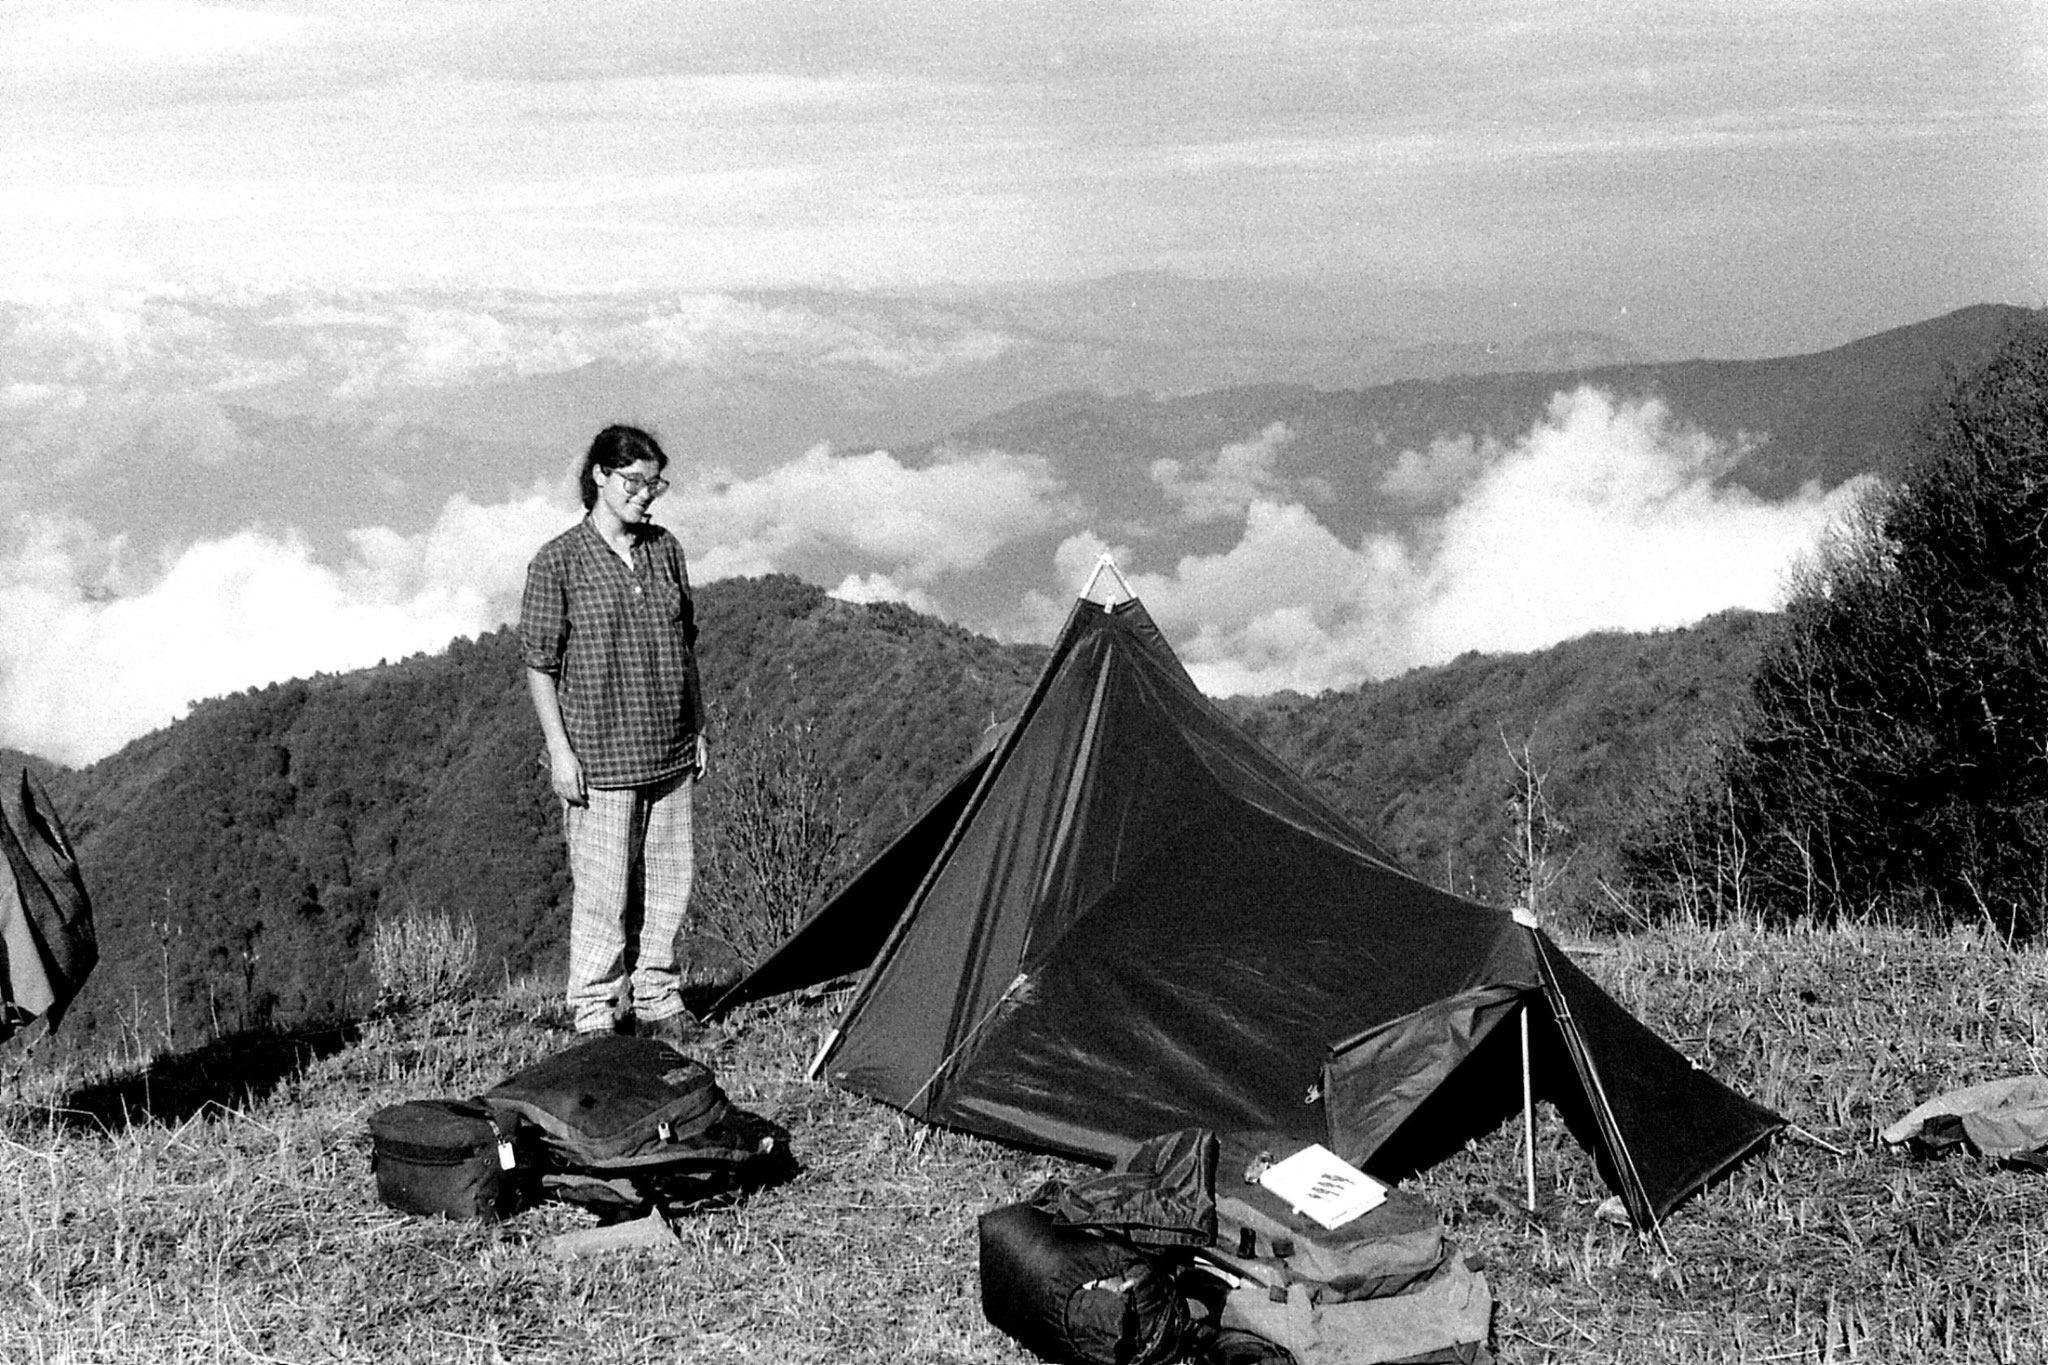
[5,922,2048,1363]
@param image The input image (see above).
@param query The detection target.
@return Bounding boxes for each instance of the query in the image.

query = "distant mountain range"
[827,302,2048,653]
[915,302,2041,508]
[20,277,2038,608]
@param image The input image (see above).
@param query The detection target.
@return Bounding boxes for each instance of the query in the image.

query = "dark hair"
[577,425,669,510]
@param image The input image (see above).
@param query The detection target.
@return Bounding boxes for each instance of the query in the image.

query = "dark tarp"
[720,595,1782,1228]
[1,768,97,1044]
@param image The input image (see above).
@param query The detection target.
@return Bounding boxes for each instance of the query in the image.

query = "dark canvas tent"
[713,587,1782,1228]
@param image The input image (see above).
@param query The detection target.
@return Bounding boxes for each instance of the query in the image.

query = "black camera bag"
[369,1097,527,1221]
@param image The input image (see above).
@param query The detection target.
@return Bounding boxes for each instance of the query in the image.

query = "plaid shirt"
[519,519,707,789]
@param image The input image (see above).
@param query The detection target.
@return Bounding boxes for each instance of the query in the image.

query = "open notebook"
[1257,1143,1389,1229]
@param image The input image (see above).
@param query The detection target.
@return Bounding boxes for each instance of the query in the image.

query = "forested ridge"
[28,576,1046,1052]
[17,575,1759,1054]
[1231,608,1771,913]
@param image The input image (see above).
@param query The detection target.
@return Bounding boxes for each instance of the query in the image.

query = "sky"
[1,0,2043,765]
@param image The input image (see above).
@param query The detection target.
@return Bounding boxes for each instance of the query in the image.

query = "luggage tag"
[489,1112,518,1170]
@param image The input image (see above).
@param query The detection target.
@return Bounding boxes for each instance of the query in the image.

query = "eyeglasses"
[610,471,670,498]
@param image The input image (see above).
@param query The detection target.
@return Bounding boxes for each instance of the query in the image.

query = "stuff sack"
[1045,1127,1220,1248]
[484,1035,794,1217]
[1218,1253,1494,1365]
[978,1200,1195,1365]
[369,1098,528,1221]
[1205,1133,1446,1303]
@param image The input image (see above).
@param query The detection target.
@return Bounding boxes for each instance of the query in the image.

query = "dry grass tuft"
[369,907,481,1014]
[6,923,2048,1361]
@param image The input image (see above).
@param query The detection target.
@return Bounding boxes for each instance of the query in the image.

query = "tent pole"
[1511,903,1540,1216]
[1080,552,1135,608]
[1529,928,1660,1235]
[804,1027,840,1083]
[1521,1003,1537,1214]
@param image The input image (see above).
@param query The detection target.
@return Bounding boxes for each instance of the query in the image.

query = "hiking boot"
[632,1011,704,1046]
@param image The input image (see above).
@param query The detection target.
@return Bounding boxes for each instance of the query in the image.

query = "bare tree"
[1501,730,1571,921]
[690,702,854,973]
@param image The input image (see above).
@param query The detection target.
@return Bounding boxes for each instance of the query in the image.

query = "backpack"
[368,1098,531,1221]
[482,1035,795,1218]
[1201,1133,1446,1304]
[1216,1255,1494,1365]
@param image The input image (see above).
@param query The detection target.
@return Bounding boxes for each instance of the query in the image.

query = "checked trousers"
[562,771,695,1033]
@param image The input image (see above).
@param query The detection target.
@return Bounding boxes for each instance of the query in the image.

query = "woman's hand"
[525,669,586,805]
[693,733,711,783]
[548,746,587,805]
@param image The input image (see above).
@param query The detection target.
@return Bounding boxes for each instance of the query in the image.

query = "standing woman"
[520,425,709,1040]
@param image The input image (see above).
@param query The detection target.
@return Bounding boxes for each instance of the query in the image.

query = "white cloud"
[0,286,1026,401]
[0,432,1082,763]
[342,489,570,623]
[0,492,567,765]
[2,382,69,410]
[4,2,310,74]
[1151,421,1300,523]
[1130,387,1869,695]
[676,444,1075,584]
[1379,431,1498,506]
[1404,388,1848,657]
[829,572,942,616]
[312,303,601,393]
[4,386,246,473]
[2,292,231,383]
[0,380,1885,766]
[623,295,1018,377]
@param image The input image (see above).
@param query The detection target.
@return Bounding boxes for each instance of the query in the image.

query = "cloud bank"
[675,445,1075,584]
[0,444,1076,765]
[0,495,561,766]
[0,386,1865,767]
[1136,388,1870,695]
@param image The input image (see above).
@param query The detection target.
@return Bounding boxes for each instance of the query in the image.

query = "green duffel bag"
[1201,1132,1447,1304]
[1217,1252,1494,1365]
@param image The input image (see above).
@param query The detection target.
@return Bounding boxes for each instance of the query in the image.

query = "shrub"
[691,703,855,968]
[369,905,480,1012]
[1620,320,2048,935]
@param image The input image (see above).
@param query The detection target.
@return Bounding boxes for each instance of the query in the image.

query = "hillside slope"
[1230,608,1771,912]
